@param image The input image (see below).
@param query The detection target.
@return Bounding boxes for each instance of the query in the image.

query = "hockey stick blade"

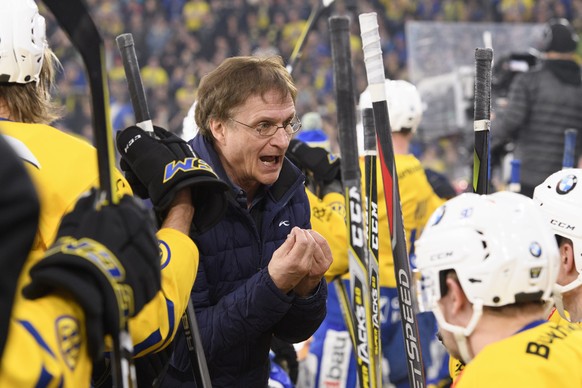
[286,0,335,76]
[42,0,116,205]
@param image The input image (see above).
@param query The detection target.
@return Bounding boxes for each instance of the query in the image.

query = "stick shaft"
[330,15,377,388]
[563,128,578,169]
[115,33,154,132]
[115,32,212,388]
[286,0,335,76]
[359,12,426,387]
[363,107,381,388]
[43,0,117,205]
[508,158,521,193]
[473,48,493,194]
[42,0,130,386]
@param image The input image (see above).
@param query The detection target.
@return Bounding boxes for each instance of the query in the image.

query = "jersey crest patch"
[56,315,81,371]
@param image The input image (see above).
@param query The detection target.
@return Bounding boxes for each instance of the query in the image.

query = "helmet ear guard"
[0,0,47,84]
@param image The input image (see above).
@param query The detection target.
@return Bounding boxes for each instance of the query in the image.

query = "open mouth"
[259,155,280,166]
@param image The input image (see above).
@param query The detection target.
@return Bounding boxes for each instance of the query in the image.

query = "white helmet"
[0,0,47,84]
[357,79,423,155]
[359,79,423,133]
[415,191,559,360]
[534,168,582,292]
[181,101,199,141]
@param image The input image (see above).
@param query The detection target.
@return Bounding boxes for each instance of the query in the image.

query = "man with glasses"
[162,55,333,387]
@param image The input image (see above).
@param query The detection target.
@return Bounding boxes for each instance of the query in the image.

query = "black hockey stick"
[473,48,493,194]
[330,15,378,388]
[115,33,212,388]
[115,34,154,134]
[358,12,426,387]
[286,0,335,76]
[562,128,578,169]
[362,107,381,388]
[41,0,135,387]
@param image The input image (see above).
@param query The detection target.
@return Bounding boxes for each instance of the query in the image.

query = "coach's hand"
[22,190,160,359]
[116,125,229,233]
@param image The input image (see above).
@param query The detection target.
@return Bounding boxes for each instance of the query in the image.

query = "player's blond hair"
[0,48,62,124]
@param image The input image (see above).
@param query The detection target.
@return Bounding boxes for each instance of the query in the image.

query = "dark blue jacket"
[164,134,328,387]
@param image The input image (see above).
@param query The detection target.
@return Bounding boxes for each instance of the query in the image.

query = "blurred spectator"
[296,112,331,151]
[47,0,582,195]
[492,18,582,197]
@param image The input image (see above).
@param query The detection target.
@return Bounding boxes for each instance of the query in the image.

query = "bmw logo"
[556,174,577,195]
[529,242,542,258]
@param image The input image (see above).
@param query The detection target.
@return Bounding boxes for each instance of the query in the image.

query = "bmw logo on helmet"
[529,242,542,258]
[556,174,577,194]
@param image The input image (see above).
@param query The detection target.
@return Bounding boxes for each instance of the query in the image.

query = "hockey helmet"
[0,0,47,84]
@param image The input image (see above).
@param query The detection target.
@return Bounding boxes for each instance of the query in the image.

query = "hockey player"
[0,134,41,357]
[0,132,165,386]
[305,80,449,388]
[416,191,582,386]
[0,1,228,385]
[1,189,163,386]
[447,168,582,383]
[534,168,582,323]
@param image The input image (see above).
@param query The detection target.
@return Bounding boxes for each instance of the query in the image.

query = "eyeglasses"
[229,116,302,137]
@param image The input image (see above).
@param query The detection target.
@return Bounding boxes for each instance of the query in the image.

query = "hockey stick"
[358,12,426,387]
[508,159,521,193]
[472,48,493,194]
[330,15,377,388]
[562,128,578,169]
[41,0,135,387]
[115,33,212,388]
[286,0,335,76]
[332,108,381,386]
[362,107,381,387]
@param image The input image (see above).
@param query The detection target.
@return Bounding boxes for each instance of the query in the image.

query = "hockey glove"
[116,125,229,233]
[286,139,342,197]
[22,190,161,359]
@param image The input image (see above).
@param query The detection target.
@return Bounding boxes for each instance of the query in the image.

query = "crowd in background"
[40,0,580,185]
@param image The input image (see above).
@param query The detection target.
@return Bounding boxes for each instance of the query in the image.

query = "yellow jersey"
[0,121,198,387]
[454,320,582,387]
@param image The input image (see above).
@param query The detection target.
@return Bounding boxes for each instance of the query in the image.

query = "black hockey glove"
[22,190,161,359]
[116,125,229,234]
[287,139,342,197]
